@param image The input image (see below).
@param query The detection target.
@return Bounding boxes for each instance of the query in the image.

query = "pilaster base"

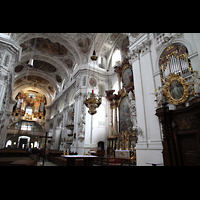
[135,141,163,166]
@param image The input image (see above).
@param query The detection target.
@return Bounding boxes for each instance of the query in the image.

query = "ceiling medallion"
[162,73,189,105]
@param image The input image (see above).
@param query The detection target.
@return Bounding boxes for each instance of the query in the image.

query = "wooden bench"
[49,156,67,166]
[0,148,31,157]
[0,148,37,166]
[10,159,37,166]
[0,157,37,166]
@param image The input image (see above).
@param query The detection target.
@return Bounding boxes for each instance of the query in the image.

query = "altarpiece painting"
[119,96,133,134]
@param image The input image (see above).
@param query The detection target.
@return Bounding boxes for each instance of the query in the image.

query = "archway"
[18,136,30,149]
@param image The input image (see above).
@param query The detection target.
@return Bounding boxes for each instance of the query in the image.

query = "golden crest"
[162,73,189,105]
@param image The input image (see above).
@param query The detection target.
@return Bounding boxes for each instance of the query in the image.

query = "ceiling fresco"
[15,65,24,73]
[56,75,62,83]
[30,38,68,56]
[13,33,127,105]
[25,75,49,84]
[65,58,73,68]
[14,74,56,105]
[122,37,129,56]
[33,60,57,72]
[78,38,90,54]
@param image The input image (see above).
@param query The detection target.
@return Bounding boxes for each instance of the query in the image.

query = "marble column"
[0,34,21,148]
[113,104,118,136]
[110,103,114,137]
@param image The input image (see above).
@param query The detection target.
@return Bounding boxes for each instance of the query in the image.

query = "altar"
[115,150,130,159]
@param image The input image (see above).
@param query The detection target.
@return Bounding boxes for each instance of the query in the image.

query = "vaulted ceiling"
[12,33,129,105]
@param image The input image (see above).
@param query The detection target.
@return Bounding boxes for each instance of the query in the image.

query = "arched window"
[69,92,75,106]
[159,44,193,85]
[112,49,121,67]
[59,101,65,112]
[6,140,12,147]
[25,106,33,115]
[113,81,119,95]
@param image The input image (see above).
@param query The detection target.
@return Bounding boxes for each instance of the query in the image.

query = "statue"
[128,91,137,131]
[77,114,85,141]
[191,71,200,96]
[155,86,166,107]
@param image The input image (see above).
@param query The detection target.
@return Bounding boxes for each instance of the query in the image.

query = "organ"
[12,91,46,119]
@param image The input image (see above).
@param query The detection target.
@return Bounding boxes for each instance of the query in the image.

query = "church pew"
[0,148,37,166]
[0,148,31,157]
[48,156,67,166]
[0,157,37,166]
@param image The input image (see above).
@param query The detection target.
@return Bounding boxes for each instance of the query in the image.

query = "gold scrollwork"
[163,73,189,105]
[118,89,128,106]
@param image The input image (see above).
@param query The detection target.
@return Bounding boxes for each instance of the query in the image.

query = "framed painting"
[89,77,97,87]
[121,63,134,92]
[163,73,189,105]
[119,95,133,134]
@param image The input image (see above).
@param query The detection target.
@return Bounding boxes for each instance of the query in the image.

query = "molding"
[129,38,151,63]
[188,52,198,59]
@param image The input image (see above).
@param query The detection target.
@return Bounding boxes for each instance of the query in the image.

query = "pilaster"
[129,37,163,165]
[0,37,21,148]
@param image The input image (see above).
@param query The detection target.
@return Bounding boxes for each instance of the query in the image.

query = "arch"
[15,51,69,80]
[18,135,30,149]
[158,42,192,86]
[111,48,122,68]
[98,81,106,97]
[13,73,57,106]
[112,81,119,95]
[6,140,12,147]
[69,92,75,106]
[16,33,81,66]
[156,38,194,74]
[58,100,65,112]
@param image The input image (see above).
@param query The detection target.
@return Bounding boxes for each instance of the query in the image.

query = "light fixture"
[83,90,102,115]
[84,34,101,115]
[27,33,38,68]
[27,58,34,67]
[90,50,98,61]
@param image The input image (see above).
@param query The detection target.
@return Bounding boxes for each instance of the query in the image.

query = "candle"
[92,90,94,94]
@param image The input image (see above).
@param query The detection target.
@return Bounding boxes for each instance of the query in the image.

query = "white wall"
[84,97,108,153]
[128,33,200,165]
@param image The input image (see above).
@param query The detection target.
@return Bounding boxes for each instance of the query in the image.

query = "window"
[34,141,39,148]
[59,101,64,112]
[131,33,140,38]
[25,106,33,115]
[6,140,12,147]
[159,44,193,85]
[112,49,121,67]
[21,121,32,131]
[156,33,161,37]
[113,81,119,95]
[98,56,105,69]
[98,56,102,65]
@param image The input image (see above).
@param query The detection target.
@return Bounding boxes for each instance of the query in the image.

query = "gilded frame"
[163,73,189,105]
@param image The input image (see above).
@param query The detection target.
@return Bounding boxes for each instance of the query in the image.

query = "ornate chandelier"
[83,90,102,115]
[83,34,101,115]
